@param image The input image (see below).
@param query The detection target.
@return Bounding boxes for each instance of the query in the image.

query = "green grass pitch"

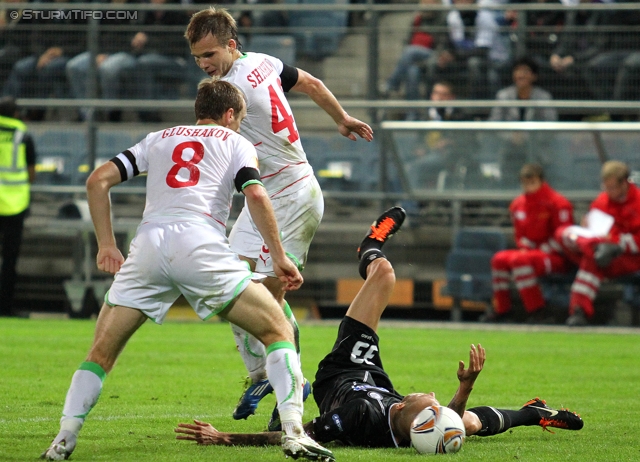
[1,318,640,461]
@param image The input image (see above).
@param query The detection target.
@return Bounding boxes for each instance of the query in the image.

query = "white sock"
[230,324,267,383]
[59,362,106,434]
[265,341,304,436]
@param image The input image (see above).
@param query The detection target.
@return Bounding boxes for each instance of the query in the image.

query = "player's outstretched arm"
[447,344,486,417]
[291,69,373,142]
[242,184,303,291]
[86,161,125,274]
[175,420,282,446]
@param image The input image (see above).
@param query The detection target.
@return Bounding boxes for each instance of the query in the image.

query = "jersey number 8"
[166,141,204,188]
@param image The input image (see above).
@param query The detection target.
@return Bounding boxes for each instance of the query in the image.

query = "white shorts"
[107,221,264,324]
[229,176,324,276]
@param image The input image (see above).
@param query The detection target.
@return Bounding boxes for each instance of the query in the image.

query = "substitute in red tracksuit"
[555,161,640,326]
[488,164,574,323]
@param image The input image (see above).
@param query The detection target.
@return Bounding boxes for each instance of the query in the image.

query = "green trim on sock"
[78,361,107,382]
[244,333,264,358]
[282,351,295,403]
[266,341,296,355]
[285,252,303,271]
[282,301,293,320]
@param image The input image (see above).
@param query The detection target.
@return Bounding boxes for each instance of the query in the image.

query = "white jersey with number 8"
[120,124,259,231]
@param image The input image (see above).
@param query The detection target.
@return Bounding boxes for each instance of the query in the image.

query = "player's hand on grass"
[175,419,231,445]
[96,245,124,274]
[457,344,485,387]
[338,115,373,142]
[273,257,303,292]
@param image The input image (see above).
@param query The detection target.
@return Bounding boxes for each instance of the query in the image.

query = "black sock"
[359,249,385,280]
[467,406,511,437]
[468,406,540,437]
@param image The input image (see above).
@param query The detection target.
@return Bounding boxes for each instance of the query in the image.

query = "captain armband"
[234,167,263,192]
[280,64,299,92]
[110,150,139,182]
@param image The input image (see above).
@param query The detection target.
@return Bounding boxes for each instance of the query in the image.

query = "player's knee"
[367,258,395,288]
[260,318,294,347]
[491,251,508,268]
[463,411,482,436]
[263,277,286,305]
[512,252,531,267]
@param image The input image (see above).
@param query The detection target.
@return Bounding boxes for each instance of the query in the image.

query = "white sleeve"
[266,54,284,75]
[233,136,260,176]
[126,136,150,174]
[110,135,149,182]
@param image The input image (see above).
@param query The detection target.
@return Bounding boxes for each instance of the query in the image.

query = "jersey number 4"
[350,341,378,366]
[166,141,204,188]
[269,82,299,144]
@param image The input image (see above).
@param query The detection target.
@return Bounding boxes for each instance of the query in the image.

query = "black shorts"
[312,316,395,413]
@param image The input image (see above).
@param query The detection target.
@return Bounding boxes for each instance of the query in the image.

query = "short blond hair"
[601,160,629,182]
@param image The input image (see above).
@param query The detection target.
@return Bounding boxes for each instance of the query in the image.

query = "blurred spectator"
[613,51,640,102]
[0,97,36,317]
[0,0,30,87]
[579,6,640,101]
[425,80,469,121]
[243,0,289,30]
[381,0,444,114]
[134,0,190,120]
[506,0,573,99]
[489,57,557,187]
[482,163,574,324]
[555,161,640,326]
[2,0,84,120]
[405,81,476,190]
[489,57,557,121]
[546,0,610,100]
[426,0,512,99]
[610,4,640,102]
[65,0,133,121]
[66,0,189,122]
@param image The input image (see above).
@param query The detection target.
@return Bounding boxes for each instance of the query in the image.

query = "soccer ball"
[410,405,465,455]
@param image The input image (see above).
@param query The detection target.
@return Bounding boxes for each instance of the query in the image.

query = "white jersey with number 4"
[118,124,259,231]
[221,52,313,198]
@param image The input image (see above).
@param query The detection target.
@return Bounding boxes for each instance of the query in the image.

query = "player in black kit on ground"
[175,207,583,449]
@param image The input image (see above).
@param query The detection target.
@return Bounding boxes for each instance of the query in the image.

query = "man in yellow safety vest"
[0,97,36,317]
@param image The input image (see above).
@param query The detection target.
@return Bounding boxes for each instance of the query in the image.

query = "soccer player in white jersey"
[185,7,374,421]
[41,80,335,462]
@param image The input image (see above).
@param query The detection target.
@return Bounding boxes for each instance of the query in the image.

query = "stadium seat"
[443,228,507,321]
[97,130,134,158]
[540,271,576,309]
[31,129,86,185]
[288,0,348,60]
[307,135,378,192]
[248,34,297,66]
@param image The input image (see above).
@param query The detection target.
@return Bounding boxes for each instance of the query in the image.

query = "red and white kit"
[107,124,265,323]
[222,52,323,275]
[492,183,574,314]
[555,183,640,318]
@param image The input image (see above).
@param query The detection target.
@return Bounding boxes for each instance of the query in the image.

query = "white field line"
[0,412,230,425]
